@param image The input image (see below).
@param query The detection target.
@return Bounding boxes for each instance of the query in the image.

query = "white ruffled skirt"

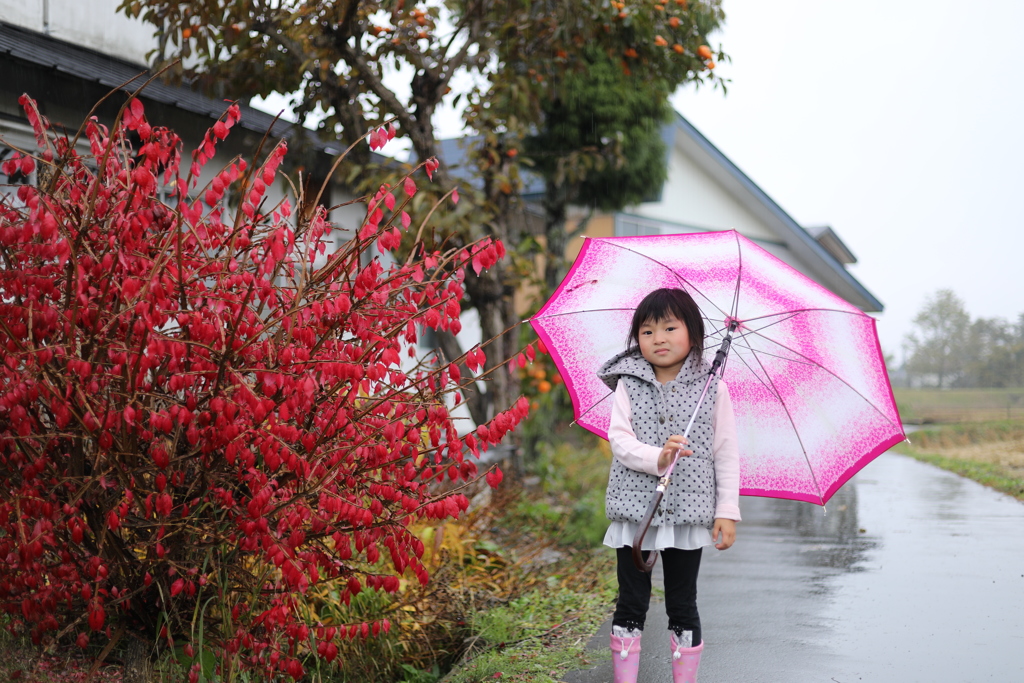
[603,520,713,551]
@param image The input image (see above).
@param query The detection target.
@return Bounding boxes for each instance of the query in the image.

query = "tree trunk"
[543,179,570,293]
[463,260,520,422]
[542,178,591,293]
[122,635,155,683]
[452,155,526,473]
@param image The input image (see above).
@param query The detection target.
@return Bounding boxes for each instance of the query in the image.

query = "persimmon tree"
[0,94,530,681]
[119,0,727,431]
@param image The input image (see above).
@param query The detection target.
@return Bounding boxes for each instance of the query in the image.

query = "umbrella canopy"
[531,230,904,506]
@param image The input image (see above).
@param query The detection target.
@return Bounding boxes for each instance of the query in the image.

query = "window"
[614,214,704,238]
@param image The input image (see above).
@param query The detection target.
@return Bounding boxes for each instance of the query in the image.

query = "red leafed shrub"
[0,95,528,679]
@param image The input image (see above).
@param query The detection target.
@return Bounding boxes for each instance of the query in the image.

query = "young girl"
[597,288,740,683]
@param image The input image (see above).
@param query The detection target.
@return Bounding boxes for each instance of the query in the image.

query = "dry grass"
[899,421,1024,501]
[910,438,1024,477]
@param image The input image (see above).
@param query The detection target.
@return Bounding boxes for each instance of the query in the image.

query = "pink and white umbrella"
[530,230,905,506]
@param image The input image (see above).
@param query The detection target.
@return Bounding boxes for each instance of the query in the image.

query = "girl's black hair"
[627,288,705,360]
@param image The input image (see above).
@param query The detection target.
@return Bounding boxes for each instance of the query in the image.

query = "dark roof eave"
[807,225,858,265]
[0,21,334,155]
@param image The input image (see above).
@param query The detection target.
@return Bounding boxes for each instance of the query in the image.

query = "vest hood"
[598,347,709,390]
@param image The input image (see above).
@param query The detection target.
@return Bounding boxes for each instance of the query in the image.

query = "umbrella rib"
[727,338,777,391]
[592,239,731,320]
[731,230,743,320]
[704,322,729,341]
[730,341,819,368]
[740,307,870,325]
[569,387,616,426]
[740,327,902,429]
[734,342,826,506]
[531,306,641,321]
[742,312,802,336]
[706,327,727,339]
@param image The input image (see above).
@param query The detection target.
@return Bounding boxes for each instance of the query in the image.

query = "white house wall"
[1,2,44,33]
[1,0,155,66]
[631,134,777,242]
[618,125,878,311]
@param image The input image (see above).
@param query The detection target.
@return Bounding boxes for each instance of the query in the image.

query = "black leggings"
[612,546,702,646]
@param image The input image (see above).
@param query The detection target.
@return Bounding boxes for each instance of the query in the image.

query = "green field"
[893,387,1024,424]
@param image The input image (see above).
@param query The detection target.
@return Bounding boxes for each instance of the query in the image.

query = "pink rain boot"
[610,630,642,683]
[670,632,703,683]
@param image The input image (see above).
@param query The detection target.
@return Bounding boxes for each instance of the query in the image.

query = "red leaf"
[88,606,105,631]
[485,467,503,489]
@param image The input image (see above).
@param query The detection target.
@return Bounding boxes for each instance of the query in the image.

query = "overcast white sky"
[669,0,1024,358]
[255,0,1022,359]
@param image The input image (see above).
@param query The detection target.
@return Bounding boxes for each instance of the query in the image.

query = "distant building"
[595,113,880,312]
[1,1,364,248]
[439,112,882,315]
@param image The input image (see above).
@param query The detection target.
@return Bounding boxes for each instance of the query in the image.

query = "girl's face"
[637,315,692,382]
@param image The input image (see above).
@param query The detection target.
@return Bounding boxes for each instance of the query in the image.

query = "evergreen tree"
[525,47,675,291]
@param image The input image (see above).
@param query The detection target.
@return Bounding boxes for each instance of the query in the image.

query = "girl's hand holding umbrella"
[658,435,692,471]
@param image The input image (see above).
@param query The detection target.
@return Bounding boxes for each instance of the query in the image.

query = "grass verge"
[897,447,1024,501]
[896,420,1024,502]
[436,434,617,683]
[439,562,614,683]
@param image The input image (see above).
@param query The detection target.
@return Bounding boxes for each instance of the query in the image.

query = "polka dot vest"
[597,348,718,529]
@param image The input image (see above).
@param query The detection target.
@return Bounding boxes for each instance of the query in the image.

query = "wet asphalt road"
[564,451,1024,682]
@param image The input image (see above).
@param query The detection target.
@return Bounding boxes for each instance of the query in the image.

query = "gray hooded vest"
[598,348,718,529]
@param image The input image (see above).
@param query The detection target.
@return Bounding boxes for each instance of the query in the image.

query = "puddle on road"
[697,452,1024,682]
[741,482,878,575]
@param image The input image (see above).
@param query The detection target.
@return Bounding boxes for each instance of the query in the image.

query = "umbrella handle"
[631,490,664,573]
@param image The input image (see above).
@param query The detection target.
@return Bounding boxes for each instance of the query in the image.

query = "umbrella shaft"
[664,329,734,480]
[664,370,717,480]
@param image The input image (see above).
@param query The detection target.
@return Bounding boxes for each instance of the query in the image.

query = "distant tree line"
[900,289,1024,388]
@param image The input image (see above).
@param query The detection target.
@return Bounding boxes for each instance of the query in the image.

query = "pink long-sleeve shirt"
[608,380,742,521]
